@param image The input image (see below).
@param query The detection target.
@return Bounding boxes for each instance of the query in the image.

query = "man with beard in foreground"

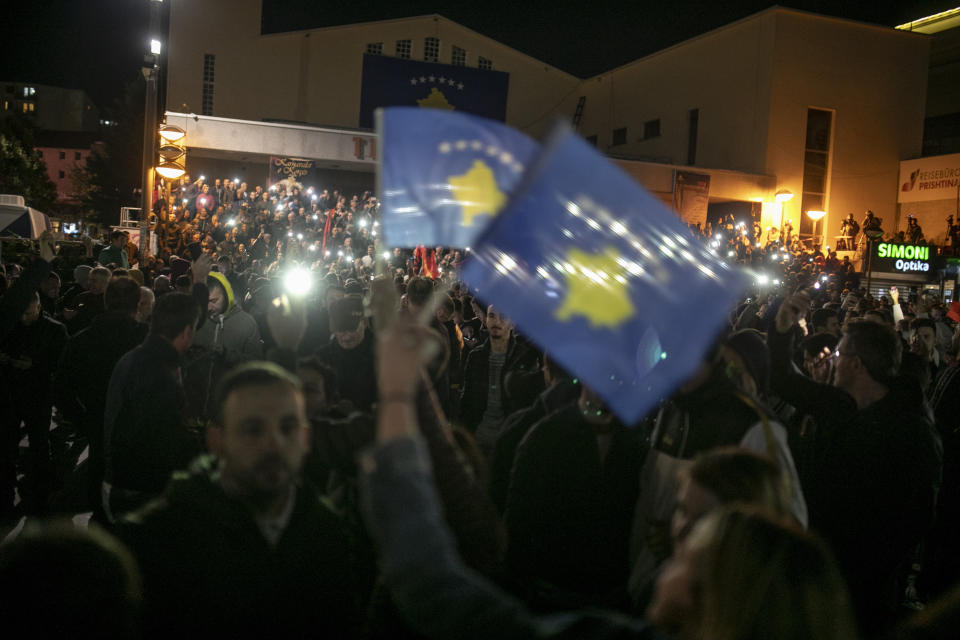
[119,362,360,639]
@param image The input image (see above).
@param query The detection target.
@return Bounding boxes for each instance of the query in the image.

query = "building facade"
[33,131,100,204]
[165,5,931,248]
[0,82,100,132]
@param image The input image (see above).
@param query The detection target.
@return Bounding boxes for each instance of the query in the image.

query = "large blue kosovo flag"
[378,107,539,249]
[359,54,509,129]
[460,124,750,424]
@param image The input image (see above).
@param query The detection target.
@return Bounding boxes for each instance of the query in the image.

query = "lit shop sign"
[875,243,932,273]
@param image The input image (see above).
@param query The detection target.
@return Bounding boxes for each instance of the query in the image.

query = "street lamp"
[775,189,794,203]
[139,0,165,259]
[156,161,186,179]
[158,124,185,142]
[807,209,827,248]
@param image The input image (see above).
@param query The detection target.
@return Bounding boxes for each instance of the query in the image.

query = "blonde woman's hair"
[687,508,858,640]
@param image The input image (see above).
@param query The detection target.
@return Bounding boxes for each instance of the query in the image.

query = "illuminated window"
[396,39,411,59]
[612,127,627,146]
[366,42,383,55]
[23,86,36,97]
[478,56,493,70]
[424,37,439,63]
[21,102,35,113]
[452,45,466,66]
[202,53,215,116]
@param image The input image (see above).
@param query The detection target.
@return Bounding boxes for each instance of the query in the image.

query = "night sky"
[1,0,954,111]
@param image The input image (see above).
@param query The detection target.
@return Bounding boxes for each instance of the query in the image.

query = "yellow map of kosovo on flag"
[417,87,455,110]
[447,160,506,226]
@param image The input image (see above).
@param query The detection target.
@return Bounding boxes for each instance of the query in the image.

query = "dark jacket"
[459,335,539,433]
[68,289,105,335]
[489,379,580,513]
[55,311,148,437]
[55,311,148,511]
[119,457,360,640]
[316,331,377,413]
[0,312,68,403]
[104,334,200,497]
[0,258,52,341]
[769,326,942,631]
[360,436,664,640]
[505,404,644,607]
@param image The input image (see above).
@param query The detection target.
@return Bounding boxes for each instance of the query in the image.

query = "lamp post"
[139,0,164,260]
[775,189,794,248]
[806,209,826,249]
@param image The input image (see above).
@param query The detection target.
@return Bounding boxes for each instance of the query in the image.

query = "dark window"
[687,109,699,165]
[365,42,383,55]
[452,45,466,66]
[59,151,65,160]
[799,108,833,238]
[424,37,439,62]
[58,170,65,179]
[202,53,215,116]
[74,151,81,161]
[396,39,411,59]
[478,56,493,70]
[612,127,627,146]
[643,119,661,140]
[586,134,598,147]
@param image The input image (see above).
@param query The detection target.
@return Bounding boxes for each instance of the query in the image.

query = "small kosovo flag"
[377,107,539,249]
[460,123,750,424]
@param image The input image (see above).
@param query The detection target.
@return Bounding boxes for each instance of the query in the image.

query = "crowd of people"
[1,175,959,639]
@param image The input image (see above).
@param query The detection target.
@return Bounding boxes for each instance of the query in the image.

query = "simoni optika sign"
[874,243,933,274]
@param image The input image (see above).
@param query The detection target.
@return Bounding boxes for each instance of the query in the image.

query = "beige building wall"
[565,8,928,239]
[166,1,579,137]
[763,10,929,247]
[574,12,776,174]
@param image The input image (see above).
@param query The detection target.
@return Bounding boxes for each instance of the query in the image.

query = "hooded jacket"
[193,271,262,364]
[119,456,361,639]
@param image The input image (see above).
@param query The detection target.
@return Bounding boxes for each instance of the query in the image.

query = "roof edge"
[585,5,929,80]
[260,13,580,81]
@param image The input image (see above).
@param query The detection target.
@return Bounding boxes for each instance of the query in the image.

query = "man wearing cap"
[316,296,376,413]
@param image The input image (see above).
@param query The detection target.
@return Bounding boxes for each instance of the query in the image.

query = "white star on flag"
[410,78,418,85]
[439,76,446,83]
[447,78,456,85]
[457,82,464,90]
[455,140,468,151]
[428,75,435,82]
[419,76,426,83]
[485,145,499,156]
[470,140,483,150]
[438,142,452,153]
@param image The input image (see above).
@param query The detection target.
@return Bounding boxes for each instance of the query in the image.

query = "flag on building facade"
[359,54,509,128]
[378,107,538,248]
[460,124,749,424]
